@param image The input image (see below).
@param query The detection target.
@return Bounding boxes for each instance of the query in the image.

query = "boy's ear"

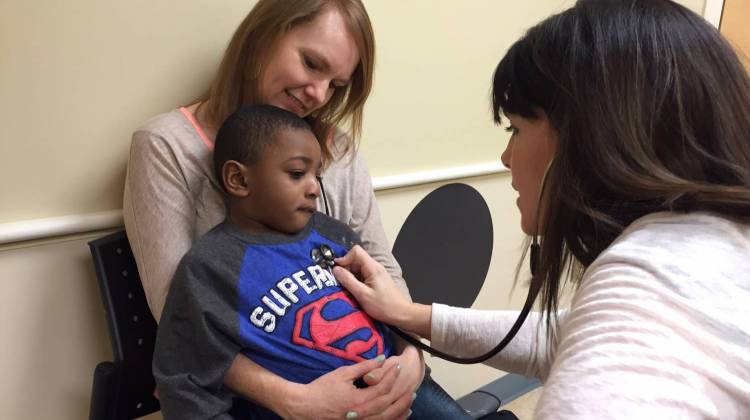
[222,160,251,198]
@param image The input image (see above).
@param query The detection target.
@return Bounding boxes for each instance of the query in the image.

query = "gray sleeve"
[345,151,411,300]
[123,129,196,321]
[153,249,239,420]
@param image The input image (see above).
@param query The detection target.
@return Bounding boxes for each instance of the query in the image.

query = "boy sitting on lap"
[153,105,396,419]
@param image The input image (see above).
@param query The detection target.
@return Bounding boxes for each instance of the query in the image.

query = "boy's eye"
[505,125,518,135]
[289,171,305,179]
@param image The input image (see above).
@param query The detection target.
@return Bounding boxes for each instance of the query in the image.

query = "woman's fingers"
[358,390,413,420]
[362,356,401,386]
[333,265,370,297]
[335,245,382,280]
[344,360,403,419]
[339,354,387,381]
[333,244,362,267]
[334,265,394,324]
[377,389,415,420]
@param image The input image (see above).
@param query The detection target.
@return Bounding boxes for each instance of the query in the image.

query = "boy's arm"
[153,255,239,420]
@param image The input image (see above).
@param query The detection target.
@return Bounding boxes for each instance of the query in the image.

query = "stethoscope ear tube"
[386,248,541,364]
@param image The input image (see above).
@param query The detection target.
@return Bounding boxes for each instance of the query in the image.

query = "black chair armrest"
[457,373,541,419]
[457,390,501,419]
[89,361,122,420]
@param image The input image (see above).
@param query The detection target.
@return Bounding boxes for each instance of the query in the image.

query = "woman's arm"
[124,128,200,320]
[430,305,555,379]
[334,245,558,379]
[533,257,740,419]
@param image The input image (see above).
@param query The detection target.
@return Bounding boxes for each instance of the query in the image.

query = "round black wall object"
[392,183,493,308]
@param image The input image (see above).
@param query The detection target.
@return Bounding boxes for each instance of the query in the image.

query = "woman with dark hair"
[335,0,750,418]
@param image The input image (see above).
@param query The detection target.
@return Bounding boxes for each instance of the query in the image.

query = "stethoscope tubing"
[387,244,540,364]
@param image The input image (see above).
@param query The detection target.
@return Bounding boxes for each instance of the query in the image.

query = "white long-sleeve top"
[432,212,750,419]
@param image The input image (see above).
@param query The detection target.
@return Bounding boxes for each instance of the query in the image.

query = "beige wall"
[0,1,708,419]
[1,0,580,223]
[721,0,750,71]
[0,0,708,224]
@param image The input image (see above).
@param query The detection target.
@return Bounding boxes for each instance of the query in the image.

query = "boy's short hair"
[213,104,314,190]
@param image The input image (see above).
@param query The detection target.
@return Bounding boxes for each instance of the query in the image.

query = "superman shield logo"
[292,291,384,362]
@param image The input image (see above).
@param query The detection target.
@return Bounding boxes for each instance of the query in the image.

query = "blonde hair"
[196,0,374,163]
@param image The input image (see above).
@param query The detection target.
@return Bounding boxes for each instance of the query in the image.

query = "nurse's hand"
[334,246,432,339]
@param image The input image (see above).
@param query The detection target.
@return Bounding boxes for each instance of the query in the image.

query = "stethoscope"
[313,162,549,364]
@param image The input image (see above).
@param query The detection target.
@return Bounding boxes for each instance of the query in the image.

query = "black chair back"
[89,230,159,420]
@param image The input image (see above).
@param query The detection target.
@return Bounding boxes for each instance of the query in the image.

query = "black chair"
[89,231,160,420]
[392,183,539,419]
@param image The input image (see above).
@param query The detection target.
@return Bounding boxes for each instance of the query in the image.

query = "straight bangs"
[491,37,555,124]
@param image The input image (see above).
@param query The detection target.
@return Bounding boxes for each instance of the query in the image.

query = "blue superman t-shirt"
[237,229,393,384]
[153,212,394,420]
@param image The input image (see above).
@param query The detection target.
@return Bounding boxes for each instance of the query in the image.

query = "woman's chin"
[520,217,534,236]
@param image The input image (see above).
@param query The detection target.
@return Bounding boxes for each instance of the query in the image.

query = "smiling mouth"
[285,90,307,114]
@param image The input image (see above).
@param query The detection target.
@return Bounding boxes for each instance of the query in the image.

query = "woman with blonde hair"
[124,0,470,418]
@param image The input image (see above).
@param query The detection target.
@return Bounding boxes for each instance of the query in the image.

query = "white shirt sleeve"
[431,304,560,380]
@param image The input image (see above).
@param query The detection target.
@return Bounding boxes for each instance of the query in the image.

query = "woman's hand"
[351,346,424,419]
[281,355,412,420]
[334,246,432,338]
[333,246,411,325]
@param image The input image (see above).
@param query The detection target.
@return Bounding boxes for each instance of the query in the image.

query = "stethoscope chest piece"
[311,244,335,269]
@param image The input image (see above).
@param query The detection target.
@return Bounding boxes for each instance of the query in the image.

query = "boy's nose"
[308,177,321,198]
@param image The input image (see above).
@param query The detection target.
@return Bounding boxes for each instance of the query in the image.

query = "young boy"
[153,105,395,419]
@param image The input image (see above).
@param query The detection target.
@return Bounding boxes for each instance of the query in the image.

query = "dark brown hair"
[493,0,750,329]
[196,0,374,163]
